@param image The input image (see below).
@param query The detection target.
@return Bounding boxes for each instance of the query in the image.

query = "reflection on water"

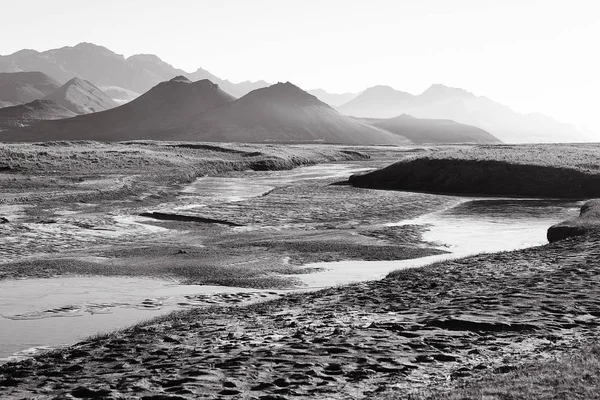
[177,164,372,209]
[0,277,280,363]
[299,199,582,288]
[415,199,583,255]
[1,163,585,364]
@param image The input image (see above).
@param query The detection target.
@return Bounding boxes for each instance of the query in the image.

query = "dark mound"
[43,77,117,114]
[349,158,600,198]
[365,114,501,144]
[547,200,600,242]
[183,82,408,145]
[0,71,61,106]
[3,77,235,141]
[0,99,76,130]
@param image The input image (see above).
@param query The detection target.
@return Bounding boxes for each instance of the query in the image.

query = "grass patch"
[401,344,600,400]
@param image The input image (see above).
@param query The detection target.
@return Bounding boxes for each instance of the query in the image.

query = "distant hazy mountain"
[363,114,501,144]
[308,89,360,107]
[0,100,75,131]
[0,43,269,98]
[337,85,415,118]
[0,71,61,106]
[100,86,141,105]
[6,76,235,141]
[182,82,407,145]
[43,78,117,114]
[338,84,587,143]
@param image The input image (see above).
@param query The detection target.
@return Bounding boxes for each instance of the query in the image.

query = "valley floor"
[2,234,599,399]
[1,141,599,399]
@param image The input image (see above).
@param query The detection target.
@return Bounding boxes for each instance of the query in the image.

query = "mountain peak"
[43,76,117,114]
[364,85,397,93]
[422,84,473,98]
[241,81,325,107]
[170,75,192,84]
[64,77,88,86]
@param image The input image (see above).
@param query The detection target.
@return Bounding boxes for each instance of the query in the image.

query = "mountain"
[0,100,75,131]
[308,89,360,107]
[0,43,269,98]
[0,71,61,106]
[43,77,117,114]
[338,84,588,143]
[4,77,235,141]
[363,114,501,144]
[181,82,407,145]
[337,85,415,118]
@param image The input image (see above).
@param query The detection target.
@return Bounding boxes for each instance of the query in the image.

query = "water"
[0,162,584,363]
[0,277,280,363]
[176,163,372,209]
[298,198,582,288]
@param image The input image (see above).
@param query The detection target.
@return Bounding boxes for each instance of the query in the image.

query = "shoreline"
[3,142,600,398]
[2,231,599,398]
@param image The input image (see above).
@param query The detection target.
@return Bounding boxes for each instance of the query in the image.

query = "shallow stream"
[0,164,583,363]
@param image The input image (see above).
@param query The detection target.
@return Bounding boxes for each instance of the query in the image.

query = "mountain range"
[0,43,270,99]
[2,76,498,145]
[0,42,589,144]
[0,73,118,131]
[338,84,587,143]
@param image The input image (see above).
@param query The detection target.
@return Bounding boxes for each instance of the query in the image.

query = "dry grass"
[424,144,600,173]
[399,344,600,400]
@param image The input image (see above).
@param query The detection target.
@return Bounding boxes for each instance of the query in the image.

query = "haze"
[2,0,598,136]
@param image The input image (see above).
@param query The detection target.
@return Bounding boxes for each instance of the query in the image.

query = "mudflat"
[1,141,600,399]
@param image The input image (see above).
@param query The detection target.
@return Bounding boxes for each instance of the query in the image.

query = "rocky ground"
[1,232,599,399]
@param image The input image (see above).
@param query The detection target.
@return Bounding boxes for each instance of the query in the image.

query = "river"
[0,164,582,363]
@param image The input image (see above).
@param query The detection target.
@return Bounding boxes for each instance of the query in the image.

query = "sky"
[1,0,599,134]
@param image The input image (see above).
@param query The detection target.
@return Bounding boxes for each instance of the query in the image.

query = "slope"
[0,100,76,131]
[0,71,61,106]
[43,78,118,114]
[365,114,501,144]
[3,77,235,141]
[182,82,408,145]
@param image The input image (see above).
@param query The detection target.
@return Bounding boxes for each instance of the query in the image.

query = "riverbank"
[349,143,600,198]
[2,230,599,398]
[2,142,599,398]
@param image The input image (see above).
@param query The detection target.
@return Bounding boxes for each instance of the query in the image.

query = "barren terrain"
[1,142,599,399]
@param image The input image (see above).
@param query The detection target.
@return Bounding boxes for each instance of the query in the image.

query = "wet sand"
[2,233,599,398]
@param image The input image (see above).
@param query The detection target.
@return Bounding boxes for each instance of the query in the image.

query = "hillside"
[3,77,235,141]
[0,71,61,106]
[183,82,408,145]
[365,114,501,144]
[338,84,588,143]
[43,78,117,114]
[0,100,75,131]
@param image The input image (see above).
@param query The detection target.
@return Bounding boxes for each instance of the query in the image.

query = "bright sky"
[1,0,599,134]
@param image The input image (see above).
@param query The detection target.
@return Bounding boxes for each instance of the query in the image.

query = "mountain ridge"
[337,83,586,143]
